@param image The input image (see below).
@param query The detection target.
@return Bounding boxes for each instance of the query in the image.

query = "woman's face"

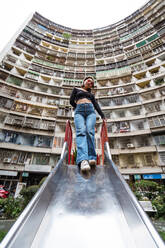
[84,78,94,89]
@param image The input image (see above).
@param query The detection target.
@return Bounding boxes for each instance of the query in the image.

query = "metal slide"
[1,129,164,247]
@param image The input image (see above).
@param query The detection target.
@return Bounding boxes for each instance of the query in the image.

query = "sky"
[0,0,147,52]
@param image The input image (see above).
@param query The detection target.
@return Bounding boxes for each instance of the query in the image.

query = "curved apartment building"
[0,0,165,190]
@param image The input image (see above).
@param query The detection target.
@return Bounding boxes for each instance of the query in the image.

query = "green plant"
[134,180,164,200]
[155,78,164,85]
[0,230,7,242]
[0,197,24,219]
[7,76,22,86]
[152,195,165,219]
[134,191,143,201]
[20,185,39,207]
[62,32,72,40]
[131,180,165,219]
[158,231,165,241]
[46,55,54,62]
[38,177,47,187]
[97,60,104,65]
[135,180,159,191]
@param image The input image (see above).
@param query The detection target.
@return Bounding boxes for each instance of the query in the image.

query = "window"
[127,155,135,165]
[145,154,154,166]
[159,152,165,164]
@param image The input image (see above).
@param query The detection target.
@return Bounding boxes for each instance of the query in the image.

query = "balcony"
[47,98,60,106]
[62,88,72,96]
[149,67,160,76]
[0,130,53,148]
[43,108,57,118]
[14,41,36,55]
[18,60,29,69]
[110,85,135,96]
[148,115,165,128]
[136,80,151,89]
[145,59,156,68]
[125,95,139,104]
[1,150,31,166]
[34,136,52,148]
[128,107,141,116]
[43,121,55,131]
[28,106,43,116]
[154,135,165,146]
[5,55,17,64]
[140,92,156,101]
[33,154,50,165]
[36,85,48,93]
[29,64,41,73]
[23,80,35,90]
[12,102,28,113]
[134,71,147,80]
[131,63,146,73]
[112,97,124,106]
[0,97,13,110]
[62,79,81,87]
[154,77,164,86]
[23,118,40,129]
[0,71,8,81]
[7,76,23,86]
[16,90,32,101]
[0,85,17,97]
[11,47,22,57]
[25,71,39,81]
[145,102,161,114]
[107,121,130,134]
[97,89,108,97]
[112,109,126,119]
[4,115,24,127]
[98,98,111,107]
[57,107,72,118]
[103,110,111,119]
[130,119,148,131]
[1,62,13,72]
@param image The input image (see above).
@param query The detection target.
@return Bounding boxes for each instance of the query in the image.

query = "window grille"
[145,154,154,166]
[159,152,165,164]
[127,155,135,165]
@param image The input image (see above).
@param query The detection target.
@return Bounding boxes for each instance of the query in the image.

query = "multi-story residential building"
[0,0,165,190]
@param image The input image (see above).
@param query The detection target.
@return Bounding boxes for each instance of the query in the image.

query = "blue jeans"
[74,103,97,165]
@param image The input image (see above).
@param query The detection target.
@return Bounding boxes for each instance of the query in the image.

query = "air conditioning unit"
[127,143,134,148]
[3,158,11,163]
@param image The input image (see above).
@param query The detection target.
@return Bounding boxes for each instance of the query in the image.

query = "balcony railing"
[0,130,53,148]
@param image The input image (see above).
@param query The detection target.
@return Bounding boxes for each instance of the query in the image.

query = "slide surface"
[1,154,164,247]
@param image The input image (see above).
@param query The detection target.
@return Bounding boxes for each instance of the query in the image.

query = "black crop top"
[70,87,105,119]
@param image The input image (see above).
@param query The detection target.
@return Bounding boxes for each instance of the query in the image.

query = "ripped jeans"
[74,103,97,165]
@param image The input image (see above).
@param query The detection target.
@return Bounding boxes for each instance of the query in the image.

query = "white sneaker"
[80,160,90,171]
[89,160,96,166]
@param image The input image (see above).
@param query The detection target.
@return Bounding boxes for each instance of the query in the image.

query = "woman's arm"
[91,95,105,119]
[70,87,77,108]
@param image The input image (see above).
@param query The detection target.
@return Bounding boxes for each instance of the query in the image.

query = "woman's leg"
[74,113,88,165]
[86,112,97,161]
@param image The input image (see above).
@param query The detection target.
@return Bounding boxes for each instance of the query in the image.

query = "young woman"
[70,76,105,172]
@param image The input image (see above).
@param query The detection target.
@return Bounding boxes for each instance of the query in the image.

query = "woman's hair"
[82,76,95,92]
